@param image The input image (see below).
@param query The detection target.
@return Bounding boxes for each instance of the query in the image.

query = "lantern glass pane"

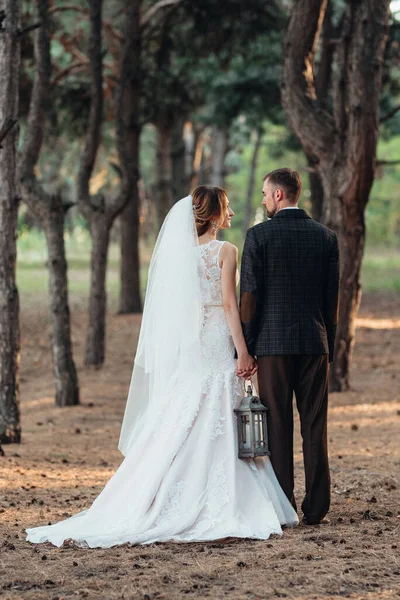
[241,415,251,449]
[258,413,264,443]
[254,414,260,444]
[262,418,268,448]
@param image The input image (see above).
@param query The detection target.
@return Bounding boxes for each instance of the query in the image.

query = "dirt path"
[1,291,399,600]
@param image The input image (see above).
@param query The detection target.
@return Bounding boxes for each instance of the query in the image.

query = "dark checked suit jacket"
[240,209,339,362]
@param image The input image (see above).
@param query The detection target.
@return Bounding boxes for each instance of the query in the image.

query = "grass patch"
[16,231,399,306]
[361,247,400,292]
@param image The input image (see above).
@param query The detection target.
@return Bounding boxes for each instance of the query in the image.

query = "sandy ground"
[0,291,399,600]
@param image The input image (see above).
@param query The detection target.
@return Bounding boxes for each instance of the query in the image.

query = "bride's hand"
[236,353,257,379]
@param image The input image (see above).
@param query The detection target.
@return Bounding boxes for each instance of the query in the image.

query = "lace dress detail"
[198,240,237,373]
[26,240,298,548]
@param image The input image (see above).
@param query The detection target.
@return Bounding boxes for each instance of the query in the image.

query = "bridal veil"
[118,195,203,456]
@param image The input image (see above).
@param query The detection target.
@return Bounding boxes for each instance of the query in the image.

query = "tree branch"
[20,0,51,178]
[380,103,400,123]
[343,0,391,204]
[281,0,334,163]
[17,22,41,36]
[52,60,89,85]
[48,5,87,16]
[102,21,123,43]
[315,0,335,109]
[141,0,181,28]
[113,0,142,221]
[61,199,78,213]
[49,5,123,43]
[0,118,17,149]
[332,3,355,143]
[377,159,400,165]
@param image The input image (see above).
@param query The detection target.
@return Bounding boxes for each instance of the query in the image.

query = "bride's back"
[198,240,225,307]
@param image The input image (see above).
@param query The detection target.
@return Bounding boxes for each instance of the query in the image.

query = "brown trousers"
[257,355,330,524]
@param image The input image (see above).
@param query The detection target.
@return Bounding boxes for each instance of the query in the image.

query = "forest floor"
[0,290,399,600]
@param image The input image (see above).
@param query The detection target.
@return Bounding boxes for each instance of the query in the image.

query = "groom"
[239,168,339,525]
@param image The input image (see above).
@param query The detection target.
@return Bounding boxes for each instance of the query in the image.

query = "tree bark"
[188,125,205,189]
[44,206,79,405]
[78,0,109,364]
[307,155,324,222]
[281,0,391,391]
[119,198,141,314]
[190,125,206,188]
[243,126,263,236]
[172,114,190,200]
[85,217,109,365]
[330,205,365,391]
[19,0,79,405]
[154,113,191,230]
[0,0,21,443]
[79,0,142,349]
[307,0,335,222]
[211,125,229,240]
[183,121,196,190]
[156,115,174,228]
[210,125,229,187]
[118,0,142,315]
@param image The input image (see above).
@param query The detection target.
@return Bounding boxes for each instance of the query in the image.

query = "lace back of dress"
[198,241,225,306]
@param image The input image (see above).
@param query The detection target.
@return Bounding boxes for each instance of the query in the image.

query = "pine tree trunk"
[156,117,174,228]
[211,125,229,240]
[0,212,20,441]
[85,217,109,365]
[330,208,365,391]
[118,0,142,314]
[183,121,196,190]
[44,207,79,406]
[281,0,390,391]
[19,0,80,405]
[191,126,205,188]
[210,125,229,187]
[243,126,263,235]
[172,115,190,200]
[0,186,20,442]
[307,154,324,222]
[0,0,21,444]
[119,195,141,314]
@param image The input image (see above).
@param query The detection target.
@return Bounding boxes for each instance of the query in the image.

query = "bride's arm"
[220,243,257,377]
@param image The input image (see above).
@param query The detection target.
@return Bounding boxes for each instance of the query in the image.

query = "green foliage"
[367,134,400,246]
[141,0,285,128]
[380,13,400,138]
[221,123,400,250]
[18,0,400,267]
[225,123,307,240]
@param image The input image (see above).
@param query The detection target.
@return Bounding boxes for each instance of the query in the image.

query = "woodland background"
[0,0,399,599]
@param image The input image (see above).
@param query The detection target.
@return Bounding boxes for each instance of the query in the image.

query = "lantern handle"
[243,378,253,395]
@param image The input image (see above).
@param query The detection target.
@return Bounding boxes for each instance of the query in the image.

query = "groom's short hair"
[263,168,302,203]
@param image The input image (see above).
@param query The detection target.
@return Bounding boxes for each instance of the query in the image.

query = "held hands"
[235,353,258,379]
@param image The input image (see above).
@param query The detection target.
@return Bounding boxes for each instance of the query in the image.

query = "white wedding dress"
[26,207,298,548]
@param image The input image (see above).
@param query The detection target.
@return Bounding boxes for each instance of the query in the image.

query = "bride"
[26,186,298,548]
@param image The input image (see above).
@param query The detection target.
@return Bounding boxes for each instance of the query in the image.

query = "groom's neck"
[277,202,299,212]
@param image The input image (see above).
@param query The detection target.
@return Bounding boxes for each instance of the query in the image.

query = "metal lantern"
[234,382,270,459]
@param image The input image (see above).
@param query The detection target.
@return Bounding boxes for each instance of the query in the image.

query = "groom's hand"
[236,354,258,379]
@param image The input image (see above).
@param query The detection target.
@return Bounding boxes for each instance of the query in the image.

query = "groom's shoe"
[302,516,330,526]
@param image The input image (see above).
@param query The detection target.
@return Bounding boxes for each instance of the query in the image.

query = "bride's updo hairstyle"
[192,185,227,237]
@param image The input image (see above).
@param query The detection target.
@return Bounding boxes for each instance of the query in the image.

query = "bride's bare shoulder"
[219,242,238,266]
[222,241,238,252]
